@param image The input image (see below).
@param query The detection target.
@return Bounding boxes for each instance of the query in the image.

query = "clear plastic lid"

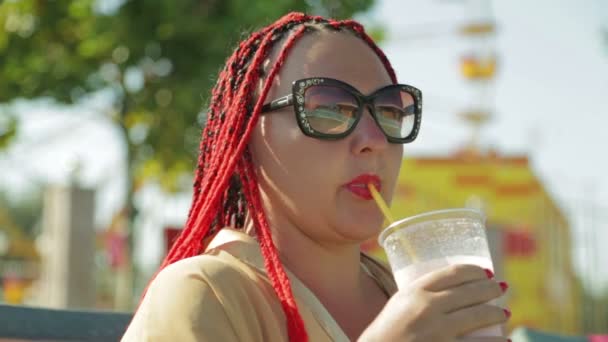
[378,208,486,246]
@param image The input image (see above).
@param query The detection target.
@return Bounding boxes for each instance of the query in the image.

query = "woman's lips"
[344,174,381,200]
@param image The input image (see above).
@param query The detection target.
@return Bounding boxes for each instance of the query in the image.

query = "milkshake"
[378,209,503,337]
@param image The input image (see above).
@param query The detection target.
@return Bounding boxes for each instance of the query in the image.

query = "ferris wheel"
[388,0,499,154]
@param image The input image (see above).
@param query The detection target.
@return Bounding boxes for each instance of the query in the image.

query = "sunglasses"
[261,77,422,144]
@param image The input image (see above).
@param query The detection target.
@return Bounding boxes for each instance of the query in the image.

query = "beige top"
[122,228,397,342]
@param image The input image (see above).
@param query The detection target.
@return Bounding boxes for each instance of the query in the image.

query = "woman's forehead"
[265,30,392,97]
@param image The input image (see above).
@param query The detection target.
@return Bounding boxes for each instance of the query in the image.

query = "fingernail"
[484,268,494,278]
[503,308,511,319]
[499,281,509,292]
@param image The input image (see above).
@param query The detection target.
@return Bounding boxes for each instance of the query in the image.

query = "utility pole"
[36,184,96,309]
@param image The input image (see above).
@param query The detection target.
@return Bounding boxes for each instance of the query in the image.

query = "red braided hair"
[157,12,396,342]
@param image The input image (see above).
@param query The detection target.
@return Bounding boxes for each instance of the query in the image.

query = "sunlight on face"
[250,29,403,246]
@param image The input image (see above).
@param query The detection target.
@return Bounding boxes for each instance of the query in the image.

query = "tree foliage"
[0,189,42,239]
[0,0,375,191]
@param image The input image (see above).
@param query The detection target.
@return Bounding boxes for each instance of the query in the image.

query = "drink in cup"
[377,208,503,337]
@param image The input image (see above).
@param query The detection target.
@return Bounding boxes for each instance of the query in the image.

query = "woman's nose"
[350,107,389,154]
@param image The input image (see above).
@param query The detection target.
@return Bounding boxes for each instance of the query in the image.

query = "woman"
[123,12,510,342]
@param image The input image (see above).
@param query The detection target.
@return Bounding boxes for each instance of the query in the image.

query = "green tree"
[0,0,376,215]
[0,0,377,306]
[0,111,18,150]
[0,0,375,193]
[0,190,42,239]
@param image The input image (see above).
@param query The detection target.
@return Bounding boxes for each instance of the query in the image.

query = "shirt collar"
[205,228,350,341]
[205,227,397,342]
[206,228,268,273]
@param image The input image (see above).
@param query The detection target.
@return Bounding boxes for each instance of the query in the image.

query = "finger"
[416,264,493,292]
[433,279,507,313]
[446,304,510,336]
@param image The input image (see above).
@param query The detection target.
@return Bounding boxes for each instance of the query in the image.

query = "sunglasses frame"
[261,77,423,144]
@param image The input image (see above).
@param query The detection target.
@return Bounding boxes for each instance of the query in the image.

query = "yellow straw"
[367,184,394,224]
[368,184,418,262]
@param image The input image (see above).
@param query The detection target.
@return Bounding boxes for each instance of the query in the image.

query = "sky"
[368,0,608,292]
[371,0,608,198]
[1,0,607,289]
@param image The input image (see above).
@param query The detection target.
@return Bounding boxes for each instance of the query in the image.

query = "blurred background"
[0,0,606,338]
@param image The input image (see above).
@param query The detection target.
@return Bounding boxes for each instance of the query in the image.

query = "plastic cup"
[378,208,503,337]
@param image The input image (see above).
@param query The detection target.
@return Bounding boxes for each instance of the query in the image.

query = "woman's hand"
[358,264,510,342]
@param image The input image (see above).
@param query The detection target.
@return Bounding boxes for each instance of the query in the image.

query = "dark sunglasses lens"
[374,88,417,139]
[304,85,358,135]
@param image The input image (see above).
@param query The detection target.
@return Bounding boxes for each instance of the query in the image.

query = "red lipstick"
[344,174,381,200]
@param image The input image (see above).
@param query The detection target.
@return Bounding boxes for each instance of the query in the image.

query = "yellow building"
[363,152,581,334]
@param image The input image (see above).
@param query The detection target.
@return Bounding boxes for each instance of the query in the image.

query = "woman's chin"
[334,215,384,242]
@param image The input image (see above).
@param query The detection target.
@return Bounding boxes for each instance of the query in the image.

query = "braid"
[344,20,397,83]
[236,25,310,340]
[147,12,397,342]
